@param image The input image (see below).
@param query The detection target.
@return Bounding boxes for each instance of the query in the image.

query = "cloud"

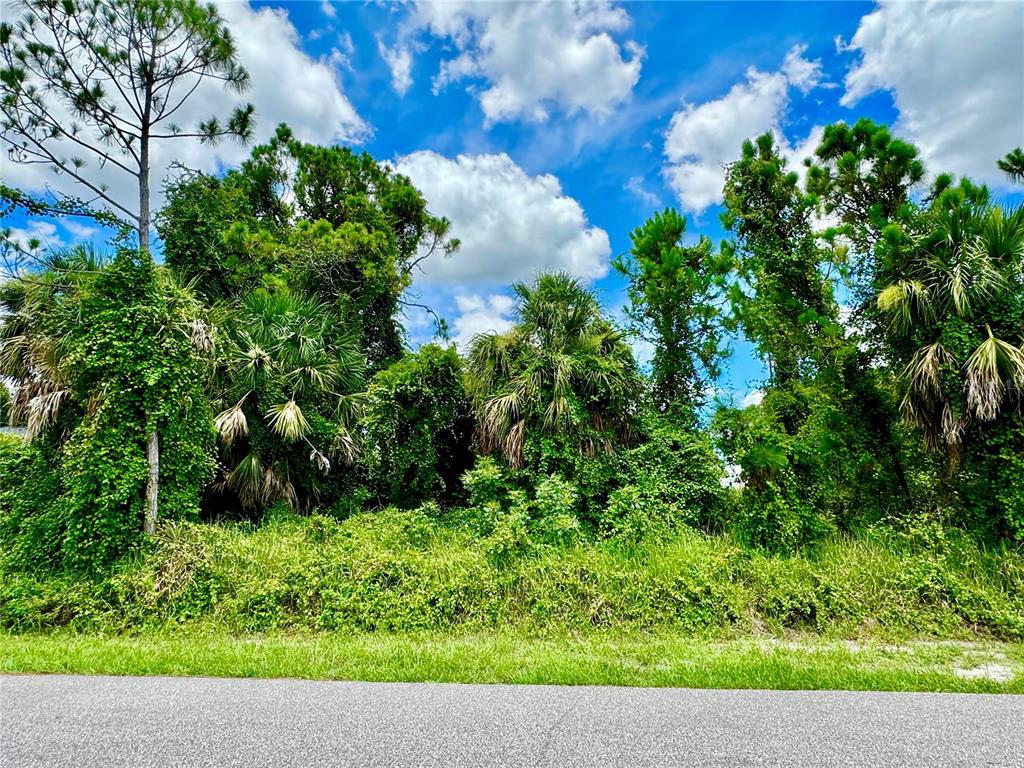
[379,38,414,96]
[320,1,336,20]
[394,151,611,286]
[740,389,765,408]
[59,219,98,241]
[840,1,1024,187]
[624,176,662,209]
[4,2,367,228]
[449,293,517,351]
[663,45,824,213]
[4,219,63,253]
[386,1,643,124]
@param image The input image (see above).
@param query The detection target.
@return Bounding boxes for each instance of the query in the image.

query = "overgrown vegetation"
[1,1,1022,678]
[2,509,1021,642]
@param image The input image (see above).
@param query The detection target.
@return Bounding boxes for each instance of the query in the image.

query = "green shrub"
[362,344,474,509]
[3,513,1021,641]
[602,485,675,542]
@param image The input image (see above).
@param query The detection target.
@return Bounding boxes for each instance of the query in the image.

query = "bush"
[3,512,1021,641]
[362,345,474,508]
[0,435,64,572]
[616,422,728,533]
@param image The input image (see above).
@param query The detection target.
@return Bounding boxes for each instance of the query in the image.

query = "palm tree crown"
[877,191,1024,451]
[466,272,639,469]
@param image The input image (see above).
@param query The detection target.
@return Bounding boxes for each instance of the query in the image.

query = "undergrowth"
[2,508,1021,641]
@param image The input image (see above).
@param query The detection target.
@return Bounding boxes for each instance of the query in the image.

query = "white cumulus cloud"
[383,0,643,124]
[840,0,1024,187]
[663,45,825,214]
[378,38,414,96]
[449,293,517,351]
[740,389,765,408]
[4,1,367,228]
[394,151,611,286]
[4,219,63,254]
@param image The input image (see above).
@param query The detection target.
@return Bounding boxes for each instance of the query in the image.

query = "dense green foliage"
[362,344,474,509]
[0,384,10,425]
[209,288,364,514]
[159,124,455,371]
[614,209,730,418]
[2,510,1021,642]
[466,273,640,476]
[0,252,214,570]
[0,11,1021,646]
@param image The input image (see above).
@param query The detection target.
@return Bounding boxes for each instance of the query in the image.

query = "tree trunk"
[139,123,159,535]
[144,428,159,535]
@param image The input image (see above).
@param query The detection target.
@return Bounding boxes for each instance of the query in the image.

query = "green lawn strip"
[2,633,1021,693]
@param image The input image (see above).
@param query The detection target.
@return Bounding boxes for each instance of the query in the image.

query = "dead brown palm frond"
[964,329,1024,421]
[902,342,954,399]
[265,400,309,442]
[214,400,249,445]
[187,318,215,354]
[940,402,967,447]
[25,389,68,441]
[309,447,331,475]
[899,342,961,451]
[504,419,526,468]
[262,465,299,512]
[331,428,359,465]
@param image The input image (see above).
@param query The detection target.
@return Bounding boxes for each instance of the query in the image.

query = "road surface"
[2,675,1021,767]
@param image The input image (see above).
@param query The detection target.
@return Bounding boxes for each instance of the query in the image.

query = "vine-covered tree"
[0,247,215,569]
[362,344,474,509]
[722,133,841,389]
[614,208,729,419]
[159,125,457,371]
[1,0,253,534]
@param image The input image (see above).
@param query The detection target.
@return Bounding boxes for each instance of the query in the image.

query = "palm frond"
[25,389,67,441]
[877,280,929,334]
[214,402,249,445]
[964,330,1024,421]
[265,400,309,442]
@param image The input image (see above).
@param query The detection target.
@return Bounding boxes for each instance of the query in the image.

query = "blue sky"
[4,1,1023,405]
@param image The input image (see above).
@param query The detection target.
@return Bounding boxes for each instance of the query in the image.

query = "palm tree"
[877,195,1024,453]
[465,273,639,469]
[998,148,1024,185]
[0,247,104,439]
[212,288,364,511]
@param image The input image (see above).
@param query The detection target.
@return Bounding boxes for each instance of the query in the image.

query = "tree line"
[0,0,1021,573]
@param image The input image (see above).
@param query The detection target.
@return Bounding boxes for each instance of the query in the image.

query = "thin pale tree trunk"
[144,429,159,535]
[139,117,159,536]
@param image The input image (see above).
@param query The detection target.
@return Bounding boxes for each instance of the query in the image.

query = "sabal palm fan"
[0,246,104,437]
[878,201,1024,450]
[965,330,1024,422]
[213,287,365,511]
[466,272,639,468]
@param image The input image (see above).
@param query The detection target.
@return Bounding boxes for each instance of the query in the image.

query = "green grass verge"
[2,632,1021,693]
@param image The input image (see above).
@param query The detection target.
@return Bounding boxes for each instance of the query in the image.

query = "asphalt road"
[2,675,1022,767]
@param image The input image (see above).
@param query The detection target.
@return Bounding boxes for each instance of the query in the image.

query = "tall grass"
[3,508,1022,640]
